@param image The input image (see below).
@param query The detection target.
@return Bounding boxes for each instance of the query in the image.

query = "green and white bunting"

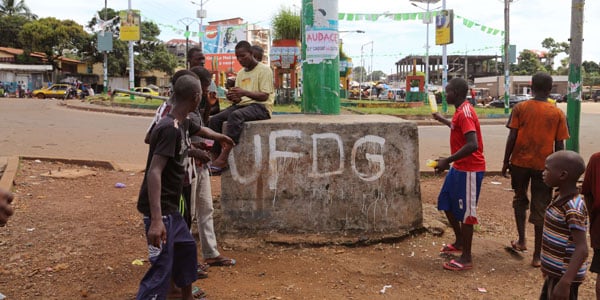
[338,12,504,37]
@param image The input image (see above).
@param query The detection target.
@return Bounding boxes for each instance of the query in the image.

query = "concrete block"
[220,114,422,234]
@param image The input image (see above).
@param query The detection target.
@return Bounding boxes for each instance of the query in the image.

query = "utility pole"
[128,0,134,100]
[103,0,108,94]
[191,0,209,50]
[566,0,584,152]
[503,0,511,114]
[179,18,199,69]
[441,0,448,112]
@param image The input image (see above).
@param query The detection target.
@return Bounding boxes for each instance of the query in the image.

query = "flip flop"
[443,259,473,271]
[167,286,207,300]
[209,165,228,176]
[205,256,236,267]
[440,243,462,254]
[510,240,527,252]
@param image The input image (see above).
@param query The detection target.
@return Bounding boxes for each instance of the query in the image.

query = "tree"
[0,0,36,19]
[582,61,600,74]
[0,14,29,48]
[511,50,546,75]
[369,70,386,82]
[19,17,90,70]
[353,66,367,83]
[271,7,301,41]
[541,37,569,73]
[85,8,178,76]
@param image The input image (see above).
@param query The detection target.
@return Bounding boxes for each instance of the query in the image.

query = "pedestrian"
[582,152,600,300]
[188,47,220,118]
[502,72,570,268]
[539,150,588,300]
[251,45,264,63]
[208,40,274,174]
[0,187,14,227]
[189,66,237,268]
[136,74,233,299]
[432,77,486,271]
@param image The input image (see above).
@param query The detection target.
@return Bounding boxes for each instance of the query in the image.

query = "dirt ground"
[0,159,597,299]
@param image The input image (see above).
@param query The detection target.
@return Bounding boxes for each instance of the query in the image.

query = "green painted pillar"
[301,0,340,114]
[566,65,581,152]
[566,0,584,152]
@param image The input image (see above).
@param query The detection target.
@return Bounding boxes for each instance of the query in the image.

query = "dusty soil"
[0,159,596,299]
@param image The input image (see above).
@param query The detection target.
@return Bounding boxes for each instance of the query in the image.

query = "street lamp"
[191,0,210,50]
[360,41,374,100]
[410,0,440,97]
[178,17,200,69]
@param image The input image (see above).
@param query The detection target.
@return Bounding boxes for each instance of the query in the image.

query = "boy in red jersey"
[432,77,486,271]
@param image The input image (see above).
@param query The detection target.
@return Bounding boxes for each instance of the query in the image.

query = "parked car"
[32,84,81,99]
[593,90,600,102]
[549,93,563,103]
[487,95,527,108]
[116,86,159,97]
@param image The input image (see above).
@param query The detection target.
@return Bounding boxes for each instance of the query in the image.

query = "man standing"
[502,72,570,268]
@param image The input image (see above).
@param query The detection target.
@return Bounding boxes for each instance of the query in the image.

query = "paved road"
[0,98,151,170]
[1,98,598,171]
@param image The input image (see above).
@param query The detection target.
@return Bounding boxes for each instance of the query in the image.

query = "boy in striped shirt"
[540,150,588,299]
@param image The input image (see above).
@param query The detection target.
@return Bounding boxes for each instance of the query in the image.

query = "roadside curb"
[0,156,19,191]
[60,100,155,117]
[0,156,146,191]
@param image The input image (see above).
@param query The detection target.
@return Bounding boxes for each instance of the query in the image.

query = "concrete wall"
[219,114,422,235]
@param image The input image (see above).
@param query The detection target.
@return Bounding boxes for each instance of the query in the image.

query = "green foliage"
[19,17,90,69]
[0,14,28,47]
[353,66,367,82]
[272,7,301,41]
[511,50,546,75]
[0,0,36,19]
[85,8,178,76]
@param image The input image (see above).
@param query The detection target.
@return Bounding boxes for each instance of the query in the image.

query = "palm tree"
[0,0,37,19]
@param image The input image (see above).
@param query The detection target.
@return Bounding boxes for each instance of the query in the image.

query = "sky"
[24,0,600,74]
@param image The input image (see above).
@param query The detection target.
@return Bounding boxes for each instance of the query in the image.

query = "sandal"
[443,259,473,271]
[440,243,462,254]
[510,240,527,252]
[205,255,236,267]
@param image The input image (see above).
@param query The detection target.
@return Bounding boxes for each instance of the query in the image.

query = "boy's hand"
[147,220,166,247]
[434,157,450,174]
[0,188,14,226]
[501,162,511,178]
[189,149,211,164]
[217,134,235,150]
[432,112,444,122]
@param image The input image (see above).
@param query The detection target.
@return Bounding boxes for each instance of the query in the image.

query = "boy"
[189,66,237,267]
[502,72,569,267]
[136,75,233,299]
[432,77,486,271]
[540,150,588,300]
[0,187,14,226]
[208,40,274,173]
[582,152,600,299]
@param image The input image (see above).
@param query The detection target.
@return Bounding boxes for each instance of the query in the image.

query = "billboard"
[120,10,141,41]
[206,53,243,73]
[201,24,247,54]
[435,9,453,46]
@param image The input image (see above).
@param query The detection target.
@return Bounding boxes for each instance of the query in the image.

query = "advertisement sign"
[435,9,453,45]
[205,54,242,73]
[97,31,113,52]
[119,10,141,41]
[201,24,247,54]
[305,30,339,64]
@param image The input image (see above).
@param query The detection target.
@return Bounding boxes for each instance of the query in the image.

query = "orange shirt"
[507,99,569,170]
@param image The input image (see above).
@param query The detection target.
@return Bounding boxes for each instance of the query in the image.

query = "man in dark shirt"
[136,75,233,300]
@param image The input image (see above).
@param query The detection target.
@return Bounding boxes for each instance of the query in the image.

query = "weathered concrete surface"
[220,114,422,235]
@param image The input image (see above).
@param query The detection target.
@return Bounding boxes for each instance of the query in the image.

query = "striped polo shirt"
[541,194,589,282]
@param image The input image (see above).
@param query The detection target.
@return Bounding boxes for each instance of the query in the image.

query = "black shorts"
[590,248,600,274]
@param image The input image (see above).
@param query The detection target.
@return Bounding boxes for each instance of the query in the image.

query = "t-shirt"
[582,152,600,249]
[450,101,486,172]
[137,114,201,216]
[507,99,569,170]
[235,63,275,115]
[541,194,589,282]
